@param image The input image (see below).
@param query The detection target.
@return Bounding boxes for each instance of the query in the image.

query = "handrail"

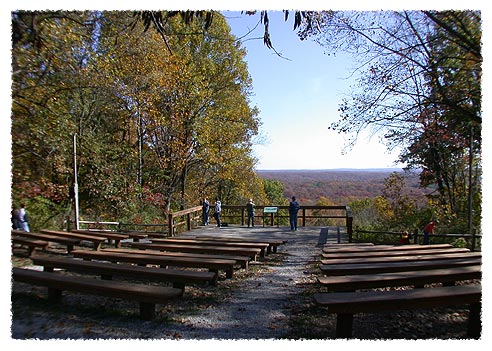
[68,204,354,237]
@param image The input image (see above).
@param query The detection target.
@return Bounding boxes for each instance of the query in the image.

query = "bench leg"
[172,282,186,295]
[336,313,354,338]
[47,288,62,303]
[267,246,272,255]
[139,302,156,320]
[468,302,481,339]
[94,242,101,251]
[67,244,74,253]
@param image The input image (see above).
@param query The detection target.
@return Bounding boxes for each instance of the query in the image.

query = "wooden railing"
[353,228,482,251]
[68,204,354,237]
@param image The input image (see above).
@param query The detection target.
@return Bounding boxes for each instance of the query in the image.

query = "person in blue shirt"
[289,196,300,231]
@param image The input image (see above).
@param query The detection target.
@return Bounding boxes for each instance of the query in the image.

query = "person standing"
[213,199,222,227]
[18,203,30,232]
[11,207,21,230]
[423,220,437,245]
[246,199,255,227]
[289,196,300,231]
[202,198,210,225]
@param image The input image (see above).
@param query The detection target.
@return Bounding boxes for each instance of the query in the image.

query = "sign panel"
[263,207,278,213]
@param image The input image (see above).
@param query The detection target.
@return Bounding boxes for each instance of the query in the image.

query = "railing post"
[345,207,353,243]
[241,208,245,226]
[413,228,419,244]
[168,213,174,237]
[471,228,476,251]
[186,213,191,231]
[302,208,306,227]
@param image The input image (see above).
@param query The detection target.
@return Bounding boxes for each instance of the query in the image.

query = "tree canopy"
[298,10,481,230]
[11,10,266,229]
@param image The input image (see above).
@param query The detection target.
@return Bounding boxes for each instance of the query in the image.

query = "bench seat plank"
[72,230,129,247]
[12,230,80,252]
[198,235,286,253]
[40,229,107,250]
[12,236,48,255]
[314,284,481,338]
[318,265,481,291]
[321,247,470,259]
[322,243,453,253]
[131,242,261,261]
[321,251,482,265]
[151,238,270,257]
[12,267,182,320]
[31,254,218,287]
[72,249,236,278]
[320,257,481,276]
[104,248,250,269]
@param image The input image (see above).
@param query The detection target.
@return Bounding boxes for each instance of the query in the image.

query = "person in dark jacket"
[202,198,210,225]
[289,196,300,231]
[246,199,255,227]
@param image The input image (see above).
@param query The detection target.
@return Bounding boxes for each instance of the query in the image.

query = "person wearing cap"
[289,196,300,231]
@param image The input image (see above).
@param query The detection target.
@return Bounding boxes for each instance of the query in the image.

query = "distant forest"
[258,169,430,206]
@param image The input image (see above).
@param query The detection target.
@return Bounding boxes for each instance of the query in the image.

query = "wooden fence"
[353,228,482,251]
[68,204,354,237]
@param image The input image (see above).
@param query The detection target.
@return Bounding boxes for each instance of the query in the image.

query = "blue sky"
[223,11,404,170]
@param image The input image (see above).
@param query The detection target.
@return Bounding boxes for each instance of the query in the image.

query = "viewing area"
[314,242,481,338]
[11,203,481,336]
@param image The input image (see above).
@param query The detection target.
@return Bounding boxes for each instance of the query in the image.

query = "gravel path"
[168,226,326,339]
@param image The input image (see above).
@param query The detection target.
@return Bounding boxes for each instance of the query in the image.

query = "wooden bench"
[11,236,48,255]
[12,230,80,253]
[321,247,470,259]
[12,267,182,320]
[72,249,237,278]
[320,257,481,276]
[198,235,286,254]
[321,251,482,265]
[318,265,482,291]
[103,248,250,269]
[71,230,130,248]
[41,229,108,250]
[130,242,261,261]
[30,254,218,288]
[313,284,481,338]
[151,238,270,258]
[322,243,453,253]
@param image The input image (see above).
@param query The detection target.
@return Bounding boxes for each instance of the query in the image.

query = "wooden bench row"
[11,236,49,255]
[132,242,261,261]
[12,230,80,253]
[71,249,237,279]
[12,267,182,320]
[315,242,482,338]
[197,235,286,254]
[314,283,481,338]
[31,254,218,288]
[105,248,250,269]
[150,238,270,257]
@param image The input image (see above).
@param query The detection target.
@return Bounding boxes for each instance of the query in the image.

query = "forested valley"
[258,169,428,206]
